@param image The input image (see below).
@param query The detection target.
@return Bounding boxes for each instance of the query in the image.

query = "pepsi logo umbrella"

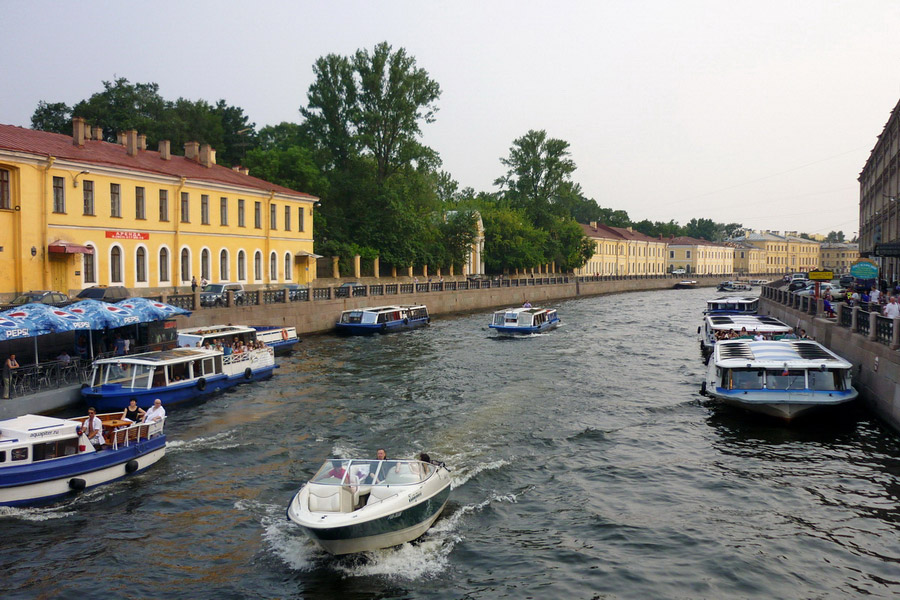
[118,297,192,320]
[67,299,141,328]
[2,303,91,333]
[0,313,46,341]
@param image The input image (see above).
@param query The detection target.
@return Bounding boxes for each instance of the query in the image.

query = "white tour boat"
[698,314,792,357]
[488,307,560,335]
[287,458,451,555]
[335,305,430,335]
[701,339,858,420]
[0,412,166,506]
[704,296,760,315]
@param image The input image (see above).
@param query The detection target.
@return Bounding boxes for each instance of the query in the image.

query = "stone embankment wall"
[759,293,900,433]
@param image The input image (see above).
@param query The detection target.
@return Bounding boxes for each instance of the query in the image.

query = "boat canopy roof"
[714,340,852,369]
[310,459,437,486]
[705,314,790,332]
[0,414,80,443]
[708,296,758,304]
[340,305,426,315]
[492,307,553,316]
[177,325,258,344]
[92,347,221,366]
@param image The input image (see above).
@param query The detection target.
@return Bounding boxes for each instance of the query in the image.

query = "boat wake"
[167,430,245,453]
[0,504,76,521]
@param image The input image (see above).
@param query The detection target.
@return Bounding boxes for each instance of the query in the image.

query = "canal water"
[3,287,899,599]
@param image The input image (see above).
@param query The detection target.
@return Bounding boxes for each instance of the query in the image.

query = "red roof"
[666,236,724,247]
[579,222,663,243]
[0,123,316,200]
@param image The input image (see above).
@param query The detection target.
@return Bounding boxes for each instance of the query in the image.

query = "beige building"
[820,242,859,274]
[576,222,667,276]
[729,231,820,275]
[666,236,734,275]
[731,243,767,275]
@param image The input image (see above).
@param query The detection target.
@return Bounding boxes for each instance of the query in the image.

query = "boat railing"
[223,347,274,368]
[108,416,165,450]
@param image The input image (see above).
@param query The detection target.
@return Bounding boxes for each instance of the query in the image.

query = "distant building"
[665,236,734,275]
[576,222,667,276]
[730,242,767,275]
[729,231,820,274]
[820,242,859,274]
[0,119,319,300]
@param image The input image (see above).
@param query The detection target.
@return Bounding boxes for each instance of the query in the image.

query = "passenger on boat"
[121,399,145,423]
[799,329,809,339]
[327,460,346,480]
[143,399,166,423]
[85,408,104,447]
[753,330,764,341]
[523,301,532,308]
[779,329,798,340]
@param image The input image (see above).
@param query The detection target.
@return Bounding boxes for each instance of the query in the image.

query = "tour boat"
[251,326,300,355]
[698,314,792,357]
[334,305,430,335]
[81,346,275,411]
[287,458,452,555]
[717,281,752,292]
[704,296,760,315]
[488,306,560,336]
[701,339,858,420]
[0,412,166,506]
[674,280,698,289]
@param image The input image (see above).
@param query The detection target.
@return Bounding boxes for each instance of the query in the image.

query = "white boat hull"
[708,388,857,420]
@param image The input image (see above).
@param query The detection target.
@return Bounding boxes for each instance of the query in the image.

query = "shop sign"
[850,259,879,280]
[105,231,149,240]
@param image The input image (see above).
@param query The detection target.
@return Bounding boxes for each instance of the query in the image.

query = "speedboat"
[335,305,430,335]
[704,296,760,315]
[251,326,299,355]
[287,458,451,555]
[701,339,858,420]
[717,281,752,292]
[81,346,275,411]
[0,412,166,506]
[674,280,698,289]
[488,307,560,335]
[698,314,792,357]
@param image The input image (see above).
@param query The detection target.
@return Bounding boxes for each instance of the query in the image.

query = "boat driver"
[84,408,104,448]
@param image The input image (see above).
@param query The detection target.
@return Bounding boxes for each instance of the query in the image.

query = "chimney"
[627,226,633,233]
[199,143,215,168]
[589,221,597,228]
[126,130,138,157]
[116,131,125,145]
[232,166,241,172]
[93,126,103,142]
[184,141,200,161]
[84,126,92,141]
[239,167,249,176]
[72,117,86,147]
[158,140,171,160]
[138,134,147,151]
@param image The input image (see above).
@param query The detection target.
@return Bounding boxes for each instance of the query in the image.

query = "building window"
[180,192,190,223]
[238,250,246,280]
[110,183,121,217]
[83,245,96,283]
[219,250,229,281]
[83,180,94,215]
[180,248,190,282]
[135,187,145,219]
[201,249,210,280]
[299,206,305,232]
[159,190,169,221]
[284,206,291,231]
[110,246,123,283]
[238,199,245,227]
[284,253,292,281]
[0,168,9,209]
[686,251,691,259]
[220,197,228,225]
[159,248,170,282]
[270,252,277,281]
[254,251,262,280]
[201,194,210,225]
[270,204,277,230]
[254,201,262,229]
[136,247,147,282]
[52,176,65,213]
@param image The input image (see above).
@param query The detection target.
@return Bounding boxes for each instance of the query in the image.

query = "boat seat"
[366,485,399,506]
[308,485,353,513]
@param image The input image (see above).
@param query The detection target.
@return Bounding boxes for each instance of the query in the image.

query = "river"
[3,287,899,599]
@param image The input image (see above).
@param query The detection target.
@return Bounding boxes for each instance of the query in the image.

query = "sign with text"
[850,259,879,280]
[808,270,833,281]
[106,231,149,240]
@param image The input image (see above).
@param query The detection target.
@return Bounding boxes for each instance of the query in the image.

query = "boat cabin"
[338,305,428,325]
[177,325,260,349]
[306,459,437,513]
[0,415,84,466]
[704,296,760,315]
[490,307,558,328]
[88,348,223,390]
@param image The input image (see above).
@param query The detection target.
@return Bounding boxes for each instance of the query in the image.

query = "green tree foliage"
[30,101,71,134]
[825,231,846,243]
[479,205,547,272]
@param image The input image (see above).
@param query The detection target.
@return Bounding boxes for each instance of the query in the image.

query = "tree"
[31,101,71,134]
[825,231,846,243]
[71,78,167,143]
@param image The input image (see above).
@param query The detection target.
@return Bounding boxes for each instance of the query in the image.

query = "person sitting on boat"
[779,329,798,340]
[753,330,764,341]
[143,399,166,423]
[84,408,104,448]
[121,399,145,423]
[327,460,347,481]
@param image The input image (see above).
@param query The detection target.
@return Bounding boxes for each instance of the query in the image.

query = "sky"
[3,0,900,237]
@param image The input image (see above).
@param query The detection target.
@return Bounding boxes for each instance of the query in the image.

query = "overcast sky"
[4,0,899,237]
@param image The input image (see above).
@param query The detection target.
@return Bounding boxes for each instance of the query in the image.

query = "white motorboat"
[287,458,451,555]
[701,339,858,420]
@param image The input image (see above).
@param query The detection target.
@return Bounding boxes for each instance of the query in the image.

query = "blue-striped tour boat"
[287,458,451,555]
[0,412,166,506]
[489,307,560,336]
[335,305,430,335]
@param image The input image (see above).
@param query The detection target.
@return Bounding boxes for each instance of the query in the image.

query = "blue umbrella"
[0,313,49,341]
[67,299,141,329]
[2,303,91,333]
[118,297,192,320]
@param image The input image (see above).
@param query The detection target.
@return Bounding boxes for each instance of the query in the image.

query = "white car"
[672,268,686,276]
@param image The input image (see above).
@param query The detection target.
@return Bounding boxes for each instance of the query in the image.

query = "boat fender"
[197,377,207,391]
[125,460,139,474]
[68,478,86,491]
[244,368,253,380]
[700,381,707,396]
[281,328,289,341]
[403,318,409,325]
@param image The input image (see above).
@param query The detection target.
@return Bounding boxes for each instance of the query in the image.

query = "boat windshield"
[765,369,805,390]
[311,459,434,486]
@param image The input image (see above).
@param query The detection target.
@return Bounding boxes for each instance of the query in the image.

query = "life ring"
[125,460,139,474]
[281,328,289,341]
[244,368,253,380]
[68,478,86,491]
[197,377,207,391]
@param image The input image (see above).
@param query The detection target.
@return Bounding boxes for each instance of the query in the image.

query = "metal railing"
[875,315,893,345]
[857,310,871,336]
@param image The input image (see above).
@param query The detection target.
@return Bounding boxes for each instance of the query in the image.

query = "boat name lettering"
[29,430,57,438]
[408,491,422,503]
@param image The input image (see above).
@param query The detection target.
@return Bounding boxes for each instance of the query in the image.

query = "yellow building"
[666,236,734,275]
[730,243,767,275]
[820,242,859,274]
[576,222,668,276]
[0,119,319,300]
[729,231,820,275]
[786,235,821,272]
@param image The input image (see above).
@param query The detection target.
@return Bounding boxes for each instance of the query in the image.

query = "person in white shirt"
[883,297,900,318]
[84,408,104,447]
[143,398,166,423]
[870,287,881,305]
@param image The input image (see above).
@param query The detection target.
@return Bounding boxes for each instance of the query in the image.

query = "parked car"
[75,286,130,302]
[335,282,363,298]
[280,283,308,301]
[839,274,855,287]
[199,282,245,307]
[787,279,810,292]
[1,290,71,310]
[672,268,686,276]
[796,282,846,300]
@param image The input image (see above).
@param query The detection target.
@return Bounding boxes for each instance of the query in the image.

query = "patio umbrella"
[1,303,91,364]
[118,297,192,320]
[0,313,51,342]
[66,299,141,329]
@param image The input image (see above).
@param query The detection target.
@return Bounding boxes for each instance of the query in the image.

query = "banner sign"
[850,259,879,280]
[106,231,149,240]
[808,270,833,281]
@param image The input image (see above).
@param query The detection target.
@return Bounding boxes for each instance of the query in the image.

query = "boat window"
[167,364,190,383]
[728,369,764,390]
[311,459,352,484]
[376,313,387,324]
[151,368,167,388]
[808,369,843,391]
[0,450,4,463]
[32,438,78,462]
[493,314,505,326]
[380,460,426,485]
[131,364,153,389]
[11,447,28,461]
[342,311,363,324]
[202,358,215,376]
[765,369,805,390]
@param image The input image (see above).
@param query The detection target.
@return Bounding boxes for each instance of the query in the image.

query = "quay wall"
[759,295,900,433]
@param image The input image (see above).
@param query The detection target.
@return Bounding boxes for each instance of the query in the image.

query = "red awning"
[48,241,94,254]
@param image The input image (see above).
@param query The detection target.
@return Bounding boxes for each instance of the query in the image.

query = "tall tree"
[30,101,71,134]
